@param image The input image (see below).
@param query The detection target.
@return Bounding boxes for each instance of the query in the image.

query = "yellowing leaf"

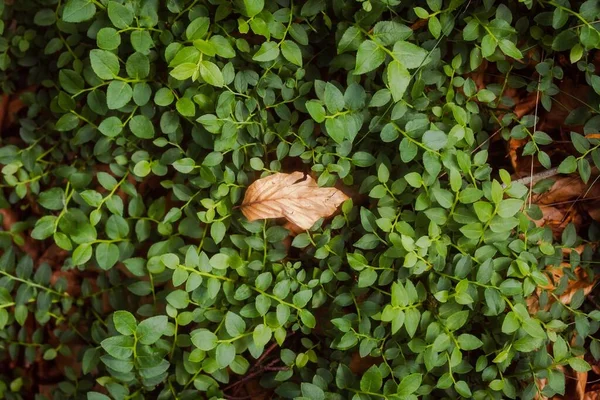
[240,172,348,230]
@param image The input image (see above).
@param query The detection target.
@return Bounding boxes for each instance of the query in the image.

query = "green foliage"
[0,0,598,399]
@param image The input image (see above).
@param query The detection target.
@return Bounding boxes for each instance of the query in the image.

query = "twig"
[254,341,279,366]
[505,155,597,189]
[505,165,561,188]
[224,359,283,392]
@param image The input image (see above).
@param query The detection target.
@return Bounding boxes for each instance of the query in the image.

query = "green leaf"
[176,98,196,117]
[32,216,57,240]
[557,156,577,174]
[360,365,382,392]
[568,357,591,372]
[480,34,497,58]
[242,0,264,17]
[392,41,428,68]
[501,311,520,334]
[497,198,523,218]
[387,60,411,102]
[55,114,79,131]
[173,158,195,173]
[129,115,155,139]
[325,117,348,144]
[14,305,27,326]
[199,61,224,87]
[39,188,65,210]
[186,17,210,40]
[397,373,422,396]
[73,243,93,265]
[338,26,363,54]
[477,89,496,103]
[136,316,167,345]
[281,40,302,66]
[454,380,472,398]
[82,348,100,375]
[373,21,412,46]
[59,70,84,94]
[90,49,120,80]
[306,101,326,123]
[191,329,218,351]
[354,40,386,74]
[210,221,226,244]
[98,116,123,138]
[422,130,448,151]
[292,289,312,308]
[216,342,236,368]
[498,39,523,59]
[96,242,119,270]
[579,158,591,183]
[225,312,246,337]
[301,382,325,400]
[155,88,175,106]
[88,393,111,400]
[170,63,197,80]
[130,30,153,54]
[126,53,150,79]
[106,81,133,110]
[107,1,133,28]
[166,290,189,309]
[62,0,96,23]
[113,311,136,336]
[253,42,280,62]
[101,335,134,360]
[299,309,316,328]
[253,324,272,347]
[352,152,376,167]
[457,334,483,350]
[97,27,121,51]
[34,9,56,26]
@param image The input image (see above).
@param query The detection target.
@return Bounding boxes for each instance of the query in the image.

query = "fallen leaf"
[527,263,598,314]
[585,386,600,400]
[240,172,349,230]
[576,363,588,400]
[533,205,581,238]
[532,177,600,205]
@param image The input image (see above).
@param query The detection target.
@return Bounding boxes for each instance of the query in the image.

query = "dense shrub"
[0,0,599,398]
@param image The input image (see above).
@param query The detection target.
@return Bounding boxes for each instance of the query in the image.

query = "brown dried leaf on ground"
[532,177,599,206]
[527,263,597,314]
[585,386,600,400]
[526,175,600,240]
[533,205,581,238]
[576,368,588,400]
[241,172,349,230]
[509,138,528,172]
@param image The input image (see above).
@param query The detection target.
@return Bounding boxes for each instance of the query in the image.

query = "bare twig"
[505,165,561,188]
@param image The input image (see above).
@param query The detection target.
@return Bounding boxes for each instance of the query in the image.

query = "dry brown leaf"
[532,177,600,205]
[240,172,349,230]
[576,364,588,400]
[527,263,598,314]
[533,205,580,238]
[585,386,600,400]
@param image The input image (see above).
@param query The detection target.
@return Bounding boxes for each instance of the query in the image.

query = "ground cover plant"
[0,0,599,398]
